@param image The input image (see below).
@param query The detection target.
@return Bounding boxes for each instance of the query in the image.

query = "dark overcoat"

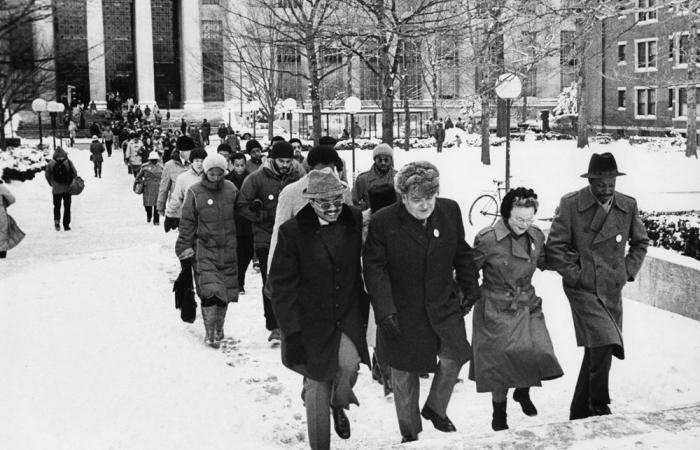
[89,141,105,163]
[176,177,240,303]
[469,220,563,392]
[362,198,480,373]
[545,187,648,359]
[268,204,371,381]
[136,162,163,207]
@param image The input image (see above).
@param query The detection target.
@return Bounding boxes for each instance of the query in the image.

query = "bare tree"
[0,0,54,150]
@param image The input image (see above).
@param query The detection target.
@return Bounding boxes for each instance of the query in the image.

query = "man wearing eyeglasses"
[351,143,397,211]
[546,152,648,421]
[268,168,370,449]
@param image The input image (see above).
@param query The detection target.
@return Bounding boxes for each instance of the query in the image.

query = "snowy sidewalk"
[1,141,700,449]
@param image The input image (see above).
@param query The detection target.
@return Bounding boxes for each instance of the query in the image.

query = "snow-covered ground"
[1,138,699,449]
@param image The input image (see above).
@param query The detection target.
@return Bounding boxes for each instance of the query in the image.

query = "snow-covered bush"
[553,82,577,116]
[0,145,51,182]
[628,135,685,152]
[334,138,382,151]
[642,211,700,262]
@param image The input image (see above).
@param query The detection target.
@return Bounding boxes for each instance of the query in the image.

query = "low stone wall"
[622,246,700,321]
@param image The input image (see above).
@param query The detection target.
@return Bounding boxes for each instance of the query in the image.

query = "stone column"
[133,0,156,106]
[180,1,204,110]
[86,0,107,109]
[32,0,54,100]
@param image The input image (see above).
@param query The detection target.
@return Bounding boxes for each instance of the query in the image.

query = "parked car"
[238,122,289,140]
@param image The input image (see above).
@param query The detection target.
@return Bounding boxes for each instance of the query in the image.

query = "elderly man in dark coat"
[546,152,648,421]
[268,168,370,450]
[363,161,480,443]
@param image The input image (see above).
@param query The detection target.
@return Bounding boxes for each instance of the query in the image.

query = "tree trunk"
[496,98,507,137]
[305,39,322,146]
[431,71,438,120]
[480,97,491,165]
[575,18,589,148]
[687,15,698,158]
[0,105,6,151]
[403,78,410,151]
[346,52,353,96]
[379,44,394,144]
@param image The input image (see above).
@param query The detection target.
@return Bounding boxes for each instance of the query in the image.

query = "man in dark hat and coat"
[546,152,648,420]
[268,168,370,450]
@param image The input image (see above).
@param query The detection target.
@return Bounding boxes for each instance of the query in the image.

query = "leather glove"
[284,332,307,365]
[178,248,195,260]
[164,216,180,233]
[249,198,264,212]
[379,314,402,340]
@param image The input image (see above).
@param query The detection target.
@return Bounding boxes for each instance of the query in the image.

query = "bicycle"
[468,179,506,227]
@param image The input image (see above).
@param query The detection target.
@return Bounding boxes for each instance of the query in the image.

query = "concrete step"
[398,403,700,449]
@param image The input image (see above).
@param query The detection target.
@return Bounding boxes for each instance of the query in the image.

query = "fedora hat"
[580,152,626,178]
[302,168,347,199]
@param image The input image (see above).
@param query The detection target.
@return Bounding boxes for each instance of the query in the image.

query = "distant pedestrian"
[125,133,145,178]
[180,118,187,135]
[44,147,78,231]
[224,151,254,295]
[136,152,164,225]
[201,118,211,146]
[0,180,25,259]
[67,120,77,147]
[290,138,304,165]
[164,148,207,232]
[89,135,105,178]
[444,117,454,129]
[352,144,396,211]
[102,126,114,157]
[157,136,194,232]
[245,139,264,173]
[434,122,445,153]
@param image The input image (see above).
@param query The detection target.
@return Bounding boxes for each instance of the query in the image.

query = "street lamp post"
[31,98,47,148]
[283,98,297,139]
[494,73,522,192]
[344,96,362,180]
[46,101,65,150]
[249,100,261,139]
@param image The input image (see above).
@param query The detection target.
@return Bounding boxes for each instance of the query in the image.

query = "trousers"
[390,355,462,439]
[52,193,72,227]
[570,345,613,420]
[255,246,277,330]
[304,333,361,450]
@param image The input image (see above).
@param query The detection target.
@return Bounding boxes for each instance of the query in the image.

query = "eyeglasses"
[511,217,535,226]
[312,197,343,210]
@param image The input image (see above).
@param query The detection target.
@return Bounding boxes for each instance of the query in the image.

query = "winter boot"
[513,387,538,416]
[491,400,508,431]
[214,304,228,342]
[54,220,60,231]
[201,306,220,349]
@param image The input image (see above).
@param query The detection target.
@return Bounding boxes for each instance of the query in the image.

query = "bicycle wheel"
[469,194,499,227]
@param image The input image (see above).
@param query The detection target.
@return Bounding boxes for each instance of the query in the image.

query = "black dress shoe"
[589,404,611,416]
[331,406,351,439]
[421,405,456,432]
[401,435,417,443]
[513,388,538,416]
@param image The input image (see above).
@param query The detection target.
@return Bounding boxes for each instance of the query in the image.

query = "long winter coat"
[136,162,164,207]
[176,176,239,303]
[268,203,370,381]
[236,159,305,249]
[89,141,105,163]
[0,183,24,252]
[469,220,563,392]
[363,199,481,373]
[351,165,397,211]
[545,187,649,359]
[157,151,189,214]
[44,148,77,195]
[126,139,144,166]
[166,167,205,218]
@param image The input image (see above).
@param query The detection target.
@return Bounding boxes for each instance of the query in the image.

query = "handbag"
[133,179,144,194]
[6,214,25,250]
[68,176,85,195]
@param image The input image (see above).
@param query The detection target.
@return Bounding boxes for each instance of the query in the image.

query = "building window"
[617,42,626,64]
[678,88,688,117]
[618,88,626,109]
[637,0,657,23]
[560,30,578,90]
[201,20,224,102]
[360,45,381,101]
[635,87,656,118]
[437,39,459,99]
[276,45,304,100]
[635,39,657,71]
[319,46,345,106]
[669,35,675,61]
[679,33,690,65]
[399,40,422,100]
[202,0,219,4]
[669,88,675,110]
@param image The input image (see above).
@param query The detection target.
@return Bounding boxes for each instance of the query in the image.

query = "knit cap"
[246,139,262,153]
[373,143,394,159]
[269,141,294,159]
[203,154,228,173]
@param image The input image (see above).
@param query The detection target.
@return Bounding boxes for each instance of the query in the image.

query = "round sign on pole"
[495,73,522,99]
[47,101,65,113]
[344,96,361,114]
[32,98,47,112]
[283,98,297,111]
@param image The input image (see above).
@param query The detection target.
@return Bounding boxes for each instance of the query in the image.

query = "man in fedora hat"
[546,152,648,420]
[268,168,370,449]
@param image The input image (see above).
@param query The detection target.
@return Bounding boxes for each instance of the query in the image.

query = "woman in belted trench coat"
[470,187,563,431]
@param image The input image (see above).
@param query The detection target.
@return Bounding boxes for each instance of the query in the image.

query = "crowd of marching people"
[77,112,650,450]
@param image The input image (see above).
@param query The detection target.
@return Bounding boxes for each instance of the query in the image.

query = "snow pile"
[444,128,505,148]
[553,82,577,115]
[642,211,700,261]
[334,138,382,151]
[0,145,51,182]
[628,135,685,152]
